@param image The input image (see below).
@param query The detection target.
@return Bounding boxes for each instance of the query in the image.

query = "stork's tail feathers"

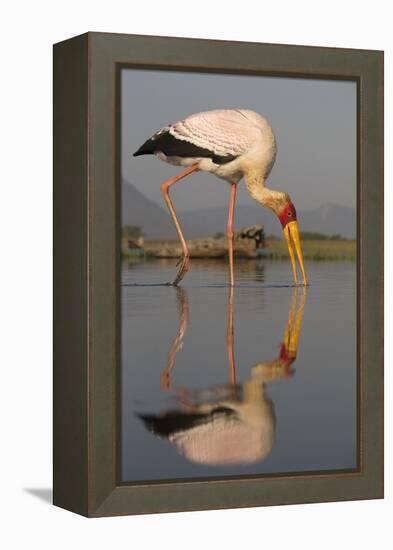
[133,138,156,157]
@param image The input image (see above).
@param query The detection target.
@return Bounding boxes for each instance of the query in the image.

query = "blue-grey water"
[121,259,357,482]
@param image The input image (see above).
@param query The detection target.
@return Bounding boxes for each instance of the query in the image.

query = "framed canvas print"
[53,32,383,517]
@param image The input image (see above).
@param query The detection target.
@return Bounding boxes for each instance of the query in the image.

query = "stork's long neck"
[244,172,284,212]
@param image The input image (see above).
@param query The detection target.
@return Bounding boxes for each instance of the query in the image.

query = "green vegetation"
[264,239,356,261]
[299,231,348,241]
[121,250,147,260]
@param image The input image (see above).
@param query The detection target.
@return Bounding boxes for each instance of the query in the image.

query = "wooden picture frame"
[53,32,383,517]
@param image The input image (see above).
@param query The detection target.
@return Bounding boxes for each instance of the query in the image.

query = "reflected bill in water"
[137,287,306,467]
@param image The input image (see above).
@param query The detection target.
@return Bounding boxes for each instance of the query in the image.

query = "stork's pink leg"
[227,285,236,385]
[226,182,237,287]
[160,165,199,285]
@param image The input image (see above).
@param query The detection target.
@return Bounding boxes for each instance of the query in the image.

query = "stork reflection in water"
[138,287,307,466]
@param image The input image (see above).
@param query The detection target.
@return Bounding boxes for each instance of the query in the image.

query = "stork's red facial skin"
[279,343,296,365]
[279,344,296,377]
[278,201,297,228]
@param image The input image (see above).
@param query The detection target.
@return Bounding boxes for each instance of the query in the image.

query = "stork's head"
[271,194,307,286]
[243,175,308,285]
[277,199,297,229]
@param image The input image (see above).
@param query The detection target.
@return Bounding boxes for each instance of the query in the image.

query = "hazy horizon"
[121,69,356,213]
[122,175,355,214]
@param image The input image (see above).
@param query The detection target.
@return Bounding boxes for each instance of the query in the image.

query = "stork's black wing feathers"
[137,406,237,438]
[137,412,207,438]
[133,131,237,165]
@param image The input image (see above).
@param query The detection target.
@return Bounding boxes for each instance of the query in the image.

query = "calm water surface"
[121,259,356,482]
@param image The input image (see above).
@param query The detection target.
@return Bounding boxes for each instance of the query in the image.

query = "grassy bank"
[263,239,356,261]
[121,238,356,262]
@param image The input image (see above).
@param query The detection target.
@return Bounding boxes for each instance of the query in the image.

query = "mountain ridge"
[178,202,356,238]
[122,179,356,239]
[122,177,200,238]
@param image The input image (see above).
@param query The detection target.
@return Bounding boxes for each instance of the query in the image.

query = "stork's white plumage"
[134,109,307,286]
[147,109,276,179]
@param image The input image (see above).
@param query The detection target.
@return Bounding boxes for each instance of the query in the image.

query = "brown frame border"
[115,63,361,487]
[53,32,383,517]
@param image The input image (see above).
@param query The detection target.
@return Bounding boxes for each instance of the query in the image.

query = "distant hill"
[121,178,201,238]
[178,202,356,239]
[295,203,356,239]
[122,180,356,239]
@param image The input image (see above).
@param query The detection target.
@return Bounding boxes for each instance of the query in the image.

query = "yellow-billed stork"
[134,108,307,286]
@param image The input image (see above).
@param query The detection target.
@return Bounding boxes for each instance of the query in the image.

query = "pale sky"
[121,69,356,212]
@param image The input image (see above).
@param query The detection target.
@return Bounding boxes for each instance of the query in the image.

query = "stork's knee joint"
[226,229,234,240]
